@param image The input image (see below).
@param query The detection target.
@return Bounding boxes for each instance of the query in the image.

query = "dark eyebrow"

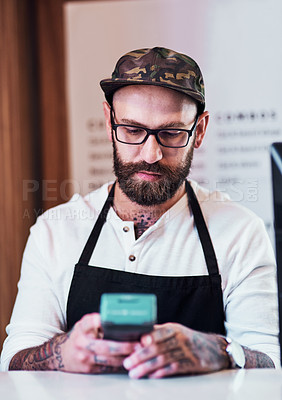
[119,118,188,129]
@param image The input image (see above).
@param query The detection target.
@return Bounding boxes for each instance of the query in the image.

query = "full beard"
[112,138,195,206]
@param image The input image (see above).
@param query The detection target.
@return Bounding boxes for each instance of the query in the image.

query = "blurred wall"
[64,0,282,238]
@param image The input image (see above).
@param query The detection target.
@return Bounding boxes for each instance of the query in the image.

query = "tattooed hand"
[60,313,137,373]
[122,323,229,378]
[122,322,274,379]
[9,313,137,373]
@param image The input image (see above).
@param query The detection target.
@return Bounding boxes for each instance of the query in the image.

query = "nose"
[139,135,163,164]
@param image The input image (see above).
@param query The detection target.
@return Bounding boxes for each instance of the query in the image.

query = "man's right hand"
[61,313,137,373]
[9,313,137,373]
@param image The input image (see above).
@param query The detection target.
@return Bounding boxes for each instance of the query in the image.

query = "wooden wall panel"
[0,0,39,349]
[0,0,70,351]
[36,0,70,211]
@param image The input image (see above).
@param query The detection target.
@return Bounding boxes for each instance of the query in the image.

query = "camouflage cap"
[100,47,205,113]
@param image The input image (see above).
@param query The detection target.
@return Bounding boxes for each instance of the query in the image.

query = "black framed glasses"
[110,108,198,148]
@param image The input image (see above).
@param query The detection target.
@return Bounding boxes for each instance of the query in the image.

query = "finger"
[124,334,180,369]
[151,358,199,378]
[77,355,126,374]
[126,348,187,378]
[85,338,137,356]
[148,363,178,378]
[124,344,156,369]
[156,335,180,352]
[141,325,175,346]
[127,355,162,378]
[138,357,197,379]
[92,353,126,368]
[78,313,102,336]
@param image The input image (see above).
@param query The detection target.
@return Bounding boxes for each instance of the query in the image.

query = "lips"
[136,171,162,181]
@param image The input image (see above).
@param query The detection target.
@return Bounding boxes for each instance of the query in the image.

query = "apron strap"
[78,182,116,265]
[185,180,219,276]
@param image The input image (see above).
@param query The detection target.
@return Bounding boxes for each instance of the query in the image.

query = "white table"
[0,369,281,400]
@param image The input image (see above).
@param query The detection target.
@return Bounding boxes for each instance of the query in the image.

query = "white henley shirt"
[0,180,279,370]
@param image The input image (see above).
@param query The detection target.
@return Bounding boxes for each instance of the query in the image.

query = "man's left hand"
[123,323,229,378]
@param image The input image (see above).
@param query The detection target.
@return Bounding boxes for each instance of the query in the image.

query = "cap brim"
[100,78,205,107]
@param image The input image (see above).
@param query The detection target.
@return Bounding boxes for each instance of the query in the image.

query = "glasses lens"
[158,130,189,148]
[116,126,147,144]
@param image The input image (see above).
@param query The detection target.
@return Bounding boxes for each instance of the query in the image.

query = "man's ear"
[103,101,113,141]
[194,111,209,148]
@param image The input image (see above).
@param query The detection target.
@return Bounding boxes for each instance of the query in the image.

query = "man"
[1,47,279,377]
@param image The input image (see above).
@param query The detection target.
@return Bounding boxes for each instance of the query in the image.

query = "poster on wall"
[64,0,282,240]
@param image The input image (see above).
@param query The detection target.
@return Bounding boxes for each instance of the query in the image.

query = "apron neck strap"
[78,182,116,265]
[185,180,219,275]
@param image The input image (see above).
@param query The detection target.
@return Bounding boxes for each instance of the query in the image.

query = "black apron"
[67,180,226,335]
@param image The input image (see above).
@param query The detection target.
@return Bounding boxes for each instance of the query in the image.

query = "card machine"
[100,293,157,341]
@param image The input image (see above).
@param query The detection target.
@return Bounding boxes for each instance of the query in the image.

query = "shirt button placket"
[122,224,138,270]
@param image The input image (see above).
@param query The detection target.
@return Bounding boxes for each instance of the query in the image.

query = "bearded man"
[1,47,279,376]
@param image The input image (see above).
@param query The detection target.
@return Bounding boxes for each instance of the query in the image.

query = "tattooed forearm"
[197,334,275,369]
[243,347,275,368]
[9,333,68,371]
[188,333,275,370]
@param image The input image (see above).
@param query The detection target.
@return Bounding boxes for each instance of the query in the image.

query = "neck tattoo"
[133,213,158,239]
[113,204,164,239]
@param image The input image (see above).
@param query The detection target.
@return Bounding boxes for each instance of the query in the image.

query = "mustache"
[120,161,176,176]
